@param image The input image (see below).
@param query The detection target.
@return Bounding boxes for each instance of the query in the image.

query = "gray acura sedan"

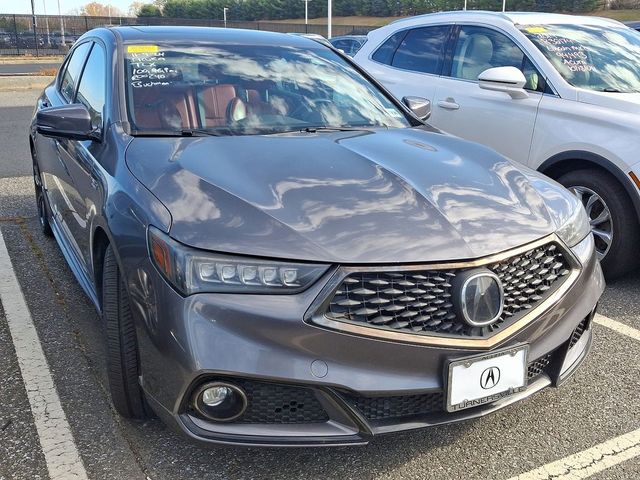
[30,26,604,446]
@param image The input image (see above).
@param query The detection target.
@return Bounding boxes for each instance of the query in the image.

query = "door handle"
[90,178,99,190]
[437,99,460,110]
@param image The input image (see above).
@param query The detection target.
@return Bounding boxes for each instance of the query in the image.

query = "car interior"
[453,31,541,91]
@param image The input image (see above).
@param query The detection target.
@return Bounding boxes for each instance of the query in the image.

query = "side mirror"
[478,66,528,99]
[402,96,431,121]
[36,104,100,141]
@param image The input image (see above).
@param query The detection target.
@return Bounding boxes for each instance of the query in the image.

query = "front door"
[430,25,545,165]
[58,41,107,270]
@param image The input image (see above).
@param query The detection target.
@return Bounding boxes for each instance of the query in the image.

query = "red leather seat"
[131,87,197,130]
[200,85,237,127]
[245,89,281,116]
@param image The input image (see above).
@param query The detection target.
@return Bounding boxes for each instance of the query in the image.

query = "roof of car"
[388,10,623,28]
[107,25,325,48]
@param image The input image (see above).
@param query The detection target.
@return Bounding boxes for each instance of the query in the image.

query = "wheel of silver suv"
[568,185,612,260]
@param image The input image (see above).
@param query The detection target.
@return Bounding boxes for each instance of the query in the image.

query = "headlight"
[148,227,330,295]
[556,203,591,247]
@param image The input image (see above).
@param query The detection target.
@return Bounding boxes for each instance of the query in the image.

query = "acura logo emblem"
[480,366,501,390]
[453,269,504,327]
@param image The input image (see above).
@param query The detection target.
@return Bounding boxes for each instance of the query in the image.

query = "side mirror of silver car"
[402,96,431,121]
[478,66,529,100]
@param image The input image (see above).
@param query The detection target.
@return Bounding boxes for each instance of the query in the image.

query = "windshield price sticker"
[127,45,159,53]
[126,47,178,88]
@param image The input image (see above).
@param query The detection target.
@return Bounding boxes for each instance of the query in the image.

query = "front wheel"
[32,153,52,237]
[557,169,640,279]
[102,245,150,419]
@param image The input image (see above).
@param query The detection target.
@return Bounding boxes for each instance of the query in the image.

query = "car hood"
[577,89,640,114]
[126,128,556,264]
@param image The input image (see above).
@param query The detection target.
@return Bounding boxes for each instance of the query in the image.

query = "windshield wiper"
[179,128,229,137]
[601,88,638,93]
[131,128,231,137]
[300,126,376,133]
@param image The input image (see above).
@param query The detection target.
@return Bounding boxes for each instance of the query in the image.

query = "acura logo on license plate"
[480,366,501,389]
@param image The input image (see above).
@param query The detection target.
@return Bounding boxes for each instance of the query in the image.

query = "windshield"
[124,43,411,135]
[520,24,640,93]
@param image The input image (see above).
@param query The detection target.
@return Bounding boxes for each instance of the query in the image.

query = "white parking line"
[0,229,89,480]
[507,427,640,480]
[594,313,640,342]
[507,313,640,480]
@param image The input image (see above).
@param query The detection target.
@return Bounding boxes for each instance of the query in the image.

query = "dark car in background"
[329,34,367,56]
[30,26,603,446]
[625,21,640,31]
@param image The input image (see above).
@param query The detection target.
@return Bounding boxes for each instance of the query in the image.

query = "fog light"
[193,382,247,422]
[202,386,231,407]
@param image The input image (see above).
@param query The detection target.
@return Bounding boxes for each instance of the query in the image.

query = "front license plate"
[446,344,528,412]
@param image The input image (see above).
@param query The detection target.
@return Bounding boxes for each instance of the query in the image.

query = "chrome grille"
[325,242,572,338]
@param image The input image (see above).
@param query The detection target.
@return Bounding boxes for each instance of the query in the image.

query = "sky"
[10,0,152,15]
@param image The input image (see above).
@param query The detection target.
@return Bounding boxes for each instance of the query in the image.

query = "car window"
[451,26,543,92]
[76,43,106,129]
[59,42,92,102]
[390,26,451,75]
[124,43,412,135]
[333,40,350,51]
[371,30,407,65]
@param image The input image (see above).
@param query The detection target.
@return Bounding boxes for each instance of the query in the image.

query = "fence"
[0,13,377,56]
[0,1,613,57]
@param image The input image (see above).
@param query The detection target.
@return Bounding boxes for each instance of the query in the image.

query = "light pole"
[327,0,331,39]
[502,0,506,12]
[42,0,51,46]
[57,0,65,46]
[223,7,228,28]
[30,0,39,57]
[463,0,467,10]
[302,0,311,25]
[108,4,112,24]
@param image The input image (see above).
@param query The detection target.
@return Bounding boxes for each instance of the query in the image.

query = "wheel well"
[92,228,110,308]
[539,158,611,182]
[539,157,640,222]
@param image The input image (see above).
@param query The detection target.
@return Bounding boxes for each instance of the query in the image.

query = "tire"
[102,245,150,419]
[557,169,640,280]
[32,152,53,237]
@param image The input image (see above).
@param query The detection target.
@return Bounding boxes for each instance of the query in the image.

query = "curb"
[0,75,53,91]
[0,73,44,77]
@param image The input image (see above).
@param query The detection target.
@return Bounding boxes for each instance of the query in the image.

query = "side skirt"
[49,211,101,312]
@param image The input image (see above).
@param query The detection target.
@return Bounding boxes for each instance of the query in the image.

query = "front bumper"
[132,235,604,447]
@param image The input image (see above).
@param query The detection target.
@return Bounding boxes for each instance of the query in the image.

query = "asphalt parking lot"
[0,85,638,480]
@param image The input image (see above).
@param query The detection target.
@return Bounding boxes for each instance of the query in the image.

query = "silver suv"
[354,11,640,278]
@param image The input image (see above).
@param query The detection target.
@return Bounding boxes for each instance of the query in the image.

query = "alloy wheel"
[569,185,613,260]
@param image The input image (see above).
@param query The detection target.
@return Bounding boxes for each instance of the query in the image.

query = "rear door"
[430,25,544,164]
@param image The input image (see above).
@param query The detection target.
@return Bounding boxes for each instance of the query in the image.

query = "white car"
[354,11,640,278]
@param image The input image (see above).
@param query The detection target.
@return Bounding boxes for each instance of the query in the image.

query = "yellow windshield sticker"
[127,45,159,54]
[526,27,546,33]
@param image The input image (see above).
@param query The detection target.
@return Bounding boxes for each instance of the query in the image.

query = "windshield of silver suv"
[124,43,411,135]
[520,23,640,93]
